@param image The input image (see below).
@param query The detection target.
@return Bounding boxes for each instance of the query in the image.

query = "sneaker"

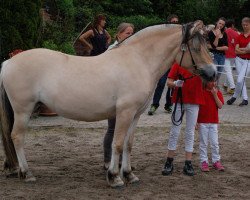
[227,88,235,95]
[164,106,172,113]
[183,160,195,176]
[223,85,228,91]
[213,161,225,171]
[162,158,174,176]
[239,100,248,106]
[227,97,236,105]
[201,161,210,172]
[148,105,157,115]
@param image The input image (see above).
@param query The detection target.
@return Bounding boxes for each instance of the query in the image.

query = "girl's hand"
[211,87,218,95]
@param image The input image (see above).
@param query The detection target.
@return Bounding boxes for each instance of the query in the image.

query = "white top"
[108,40,119,50]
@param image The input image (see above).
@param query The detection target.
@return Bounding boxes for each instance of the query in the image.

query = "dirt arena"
[0,104,250,200]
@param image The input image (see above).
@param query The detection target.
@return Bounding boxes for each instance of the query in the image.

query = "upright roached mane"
[0,20,216,188]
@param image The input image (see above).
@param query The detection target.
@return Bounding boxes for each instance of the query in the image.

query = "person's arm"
[216,46,228,51]
[167,78,176,88]
[216,33,228,51]
[236,44,248,55]
[167,78,184,88]
[211,88,223,109]
[79,30,94,49]
[105,30,112,45]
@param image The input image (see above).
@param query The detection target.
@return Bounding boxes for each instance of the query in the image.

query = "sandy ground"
[0,82,250,199]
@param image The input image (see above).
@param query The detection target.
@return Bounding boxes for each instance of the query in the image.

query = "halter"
[171,24,200,126]
[179,23,198,71]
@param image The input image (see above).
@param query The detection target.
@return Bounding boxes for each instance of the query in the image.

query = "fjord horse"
[0,20,216,187]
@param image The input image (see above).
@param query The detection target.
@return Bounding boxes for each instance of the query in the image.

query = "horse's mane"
[110,23,179,49]
[109,22,206,51]
[182,22,207,51]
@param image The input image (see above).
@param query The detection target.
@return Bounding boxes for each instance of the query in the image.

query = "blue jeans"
[151,70,172,108]
[213,53,225,81]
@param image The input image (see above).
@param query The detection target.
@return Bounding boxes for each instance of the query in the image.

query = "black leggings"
[103,118,116,163]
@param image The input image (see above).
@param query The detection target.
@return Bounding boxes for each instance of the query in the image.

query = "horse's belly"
[53,100,116,122]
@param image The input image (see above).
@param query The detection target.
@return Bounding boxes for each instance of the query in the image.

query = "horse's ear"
[190,20,205,35]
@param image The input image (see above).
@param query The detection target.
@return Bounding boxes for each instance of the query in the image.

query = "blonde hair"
[242,17,250,23]
[115,23,134,40]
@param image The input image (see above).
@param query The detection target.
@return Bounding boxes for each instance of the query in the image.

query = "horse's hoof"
[19,170,36,182]
[106,170,124,188]
[122,171,140,184]
[5,170,19,178]
[24,176,37,182]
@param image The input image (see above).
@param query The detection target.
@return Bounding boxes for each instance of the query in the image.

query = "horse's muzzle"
[196,64,217,82]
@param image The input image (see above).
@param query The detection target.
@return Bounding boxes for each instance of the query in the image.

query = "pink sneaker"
[201,161,210,172]
[213,161,225,171]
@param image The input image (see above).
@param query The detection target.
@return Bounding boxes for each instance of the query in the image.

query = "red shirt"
[168,63,205,105]
[225,28,239,58]
[235,33,250,59]
[197,90,224,123]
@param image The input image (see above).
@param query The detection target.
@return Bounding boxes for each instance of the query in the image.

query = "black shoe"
[239,100,248,106]
[148,105,158,115]
[162,158,174,176]
[164,105,172,113]
[183,160,195,176]
[227,97,236,105]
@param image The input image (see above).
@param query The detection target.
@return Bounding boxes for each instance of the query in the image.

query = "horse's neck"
[126,26,182,78]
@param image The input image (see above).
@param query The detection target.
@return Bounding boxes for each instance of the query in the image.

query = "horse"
[0,20,216,188]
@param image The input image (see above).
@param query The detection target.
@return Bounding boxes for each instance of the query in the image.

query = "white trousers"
[224,58,236,89]
[168,103,199,153]
[199,123,220,163]
[233,57,250,100]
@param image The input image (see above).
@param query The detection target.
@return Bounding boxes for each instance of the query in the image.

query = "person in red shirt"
[227,17,250,106]
[223,19,239,94]
[197,81,225,172]
[162,63,205,176]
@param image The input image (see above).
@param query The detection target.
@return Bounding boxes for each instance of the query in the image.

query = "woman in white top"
[108,23,134,50]
[103,22,134,170]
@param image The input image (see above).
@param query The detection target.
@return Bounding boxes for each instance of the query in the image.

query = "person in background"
[197,81,225,172]
[147,14,179,115]
[223,19,238,94]
[208,17,228,83]
[107,23,134,50]
[227,17,250,106]
[79,14,111,56]
[103,22,134,170]
[162,62,205,176]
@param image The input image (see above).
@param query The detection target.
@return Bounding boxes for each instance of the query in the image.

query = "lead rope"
[171,74,185,126]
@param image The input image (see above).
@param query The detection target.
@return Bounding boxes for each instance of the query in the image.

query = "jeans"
[224,58,236,89]
[152,70,172,108]
[233,57,250,100]
[103,118,116,163]
[213,53,225,82]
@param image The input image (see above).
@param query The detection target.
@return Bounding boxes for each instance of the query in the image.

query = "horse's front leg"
[107,109,136,188]
[120,116,140,184]
[11,114,36,182]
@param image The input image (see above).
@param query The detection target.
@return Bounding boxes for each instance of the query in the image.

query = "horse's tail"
[0,60,18,169]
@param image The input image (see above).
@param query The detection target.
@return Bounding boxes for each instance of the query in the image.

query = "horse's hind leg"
[120,116,140,184]
[11,112,36,182]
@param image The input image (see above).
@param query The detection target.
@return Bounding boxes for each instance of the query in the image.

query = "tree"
[0,0,42,62]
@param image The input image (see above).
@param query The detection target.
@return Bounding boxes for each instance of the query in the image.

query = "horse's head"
[175,20,217,83]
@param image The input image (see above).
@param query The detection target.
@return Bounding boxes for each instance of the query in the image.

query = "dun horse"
[0,21,216,187]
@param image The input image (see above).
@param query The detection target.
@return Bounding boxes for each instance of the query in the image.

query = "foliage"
[1,0,249,61]
[0,0,42,62]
